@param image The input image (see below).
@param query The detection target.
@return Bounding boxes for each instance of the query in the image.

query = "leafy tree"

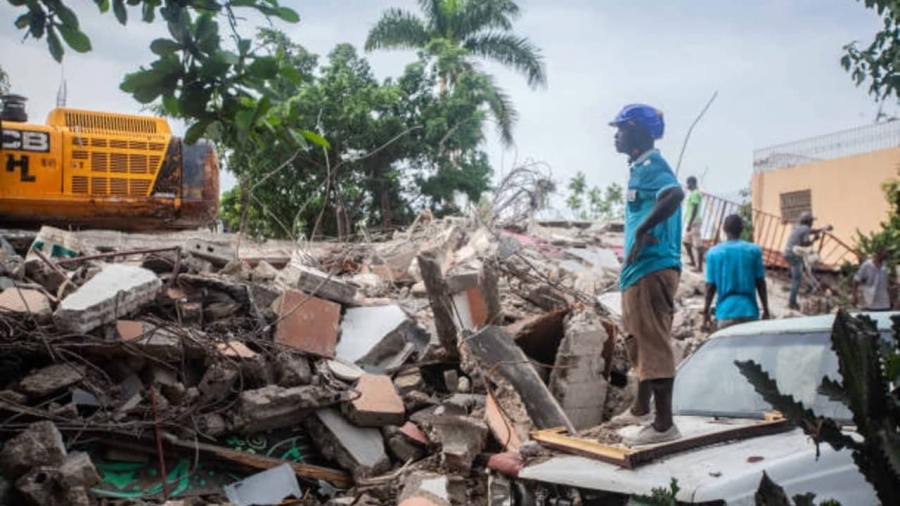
[218,34,495,239]
[566,171,624,221]
[842,0,900,100]
[365,0,546,145]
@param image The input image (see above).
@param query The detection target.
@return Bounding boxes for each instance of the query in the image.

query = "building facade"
[751,121,900,252]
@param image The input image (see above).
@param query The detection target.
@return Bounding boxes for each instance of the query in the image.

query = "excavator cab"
[0,95,219,231]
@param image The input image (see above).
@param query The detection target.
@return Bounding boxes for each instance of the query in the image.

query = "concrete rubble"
[0,214,811,505]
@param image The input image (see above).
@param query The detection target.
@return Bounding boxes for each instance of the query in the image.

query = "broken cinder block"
[277,262,358,306]
[0,421,67,480]
[549,310,609,430]
[54,264,161,334]
[274,289,341,358]
[342,374,405,427]
[235,384,338,433]
[306,408,390,481]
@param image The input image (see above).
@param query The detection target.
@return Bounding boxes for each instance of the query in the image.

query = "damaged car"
[500,312,893,506]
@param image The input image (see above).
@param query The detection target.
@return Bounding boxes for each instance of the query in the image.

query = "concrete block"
[274,289,341,358]
[236,384,337,433]
[17,363,85,398]
[428,415,488,473]
[54,264,160,334]
[306,408,390,481]
[59,452,100,489]
[0,421,67,479]
[186,239,236,266]
[342,374,405,427]
[198,363,239,403]
[336,305,414,372]
[549,310,609,430]
[274,353,312,387]
[277,263,357,306]
[0,288,51,320]
[251,260,280,282]
[383,425,426,463]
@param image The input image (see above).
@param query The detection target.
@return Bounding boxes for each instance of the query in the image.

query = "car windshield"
[673,331,852,421]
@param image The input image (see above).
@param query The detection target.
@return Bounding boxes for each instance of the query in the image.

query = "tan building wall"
[751,147,900,249]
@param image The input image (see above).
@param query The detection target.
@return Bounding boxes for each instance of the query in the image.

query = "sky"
[1,0,896,214]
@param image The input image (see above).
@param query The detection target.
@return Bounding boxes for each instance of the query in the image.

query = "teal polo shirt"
[620,150,683,290]
[705,239,765,320]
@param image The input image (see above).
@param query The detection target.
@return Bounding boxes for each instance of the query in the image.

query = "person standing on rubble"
[702,214,770,330]
[609,104,684,445]
[853,248,892,311]
[782,211,832,310]
[682,176,704,272]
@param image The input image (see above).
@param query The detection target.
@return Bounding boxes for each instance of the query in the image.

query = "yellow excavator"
[0,94,219,231]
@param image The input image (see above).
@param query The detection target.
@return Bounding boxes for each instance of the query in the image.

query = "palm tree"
[365,0,546,145]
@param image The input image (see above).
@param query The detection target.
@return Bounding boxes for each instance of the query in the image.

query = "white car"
[510,313,892,505]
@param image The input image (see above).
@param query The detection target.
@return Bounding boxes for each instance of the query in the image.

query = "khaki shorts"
[685,224,702,248]
[621,268,680,381]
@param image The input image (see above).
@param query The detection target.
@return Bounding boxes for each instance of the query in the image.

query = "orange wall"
[751,147,900,248]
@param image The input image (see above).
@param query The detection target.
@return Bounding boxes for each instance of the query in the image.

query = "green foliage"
[7,1,306,151]
[365,0,546,145]
[856,179,900,263]
[566,171,623,221]
[216,32,496,239]
[737,310,900,505]
[629,478,680,506]
[738,186,755,242]
[842,0,900,100]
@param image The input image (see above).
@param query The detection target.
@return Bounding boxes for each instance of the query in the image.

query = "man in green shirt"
[683,176,704,272]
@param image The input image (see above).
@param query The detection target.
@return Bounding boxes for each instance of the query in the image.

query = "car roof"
[710,311,900,339]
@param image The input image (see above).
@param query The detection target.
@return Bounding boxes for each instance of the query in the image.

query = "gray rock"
[305,408,390,481]
[17,363,85,398]
[0,421,67,480]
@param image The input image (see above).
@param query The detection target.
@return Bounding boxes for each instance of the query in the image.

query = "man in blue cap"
[609,104,684,445]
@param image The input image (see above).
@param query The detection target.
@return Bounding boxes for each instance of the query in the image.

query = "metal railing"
[698,192,859,271]
[753,121,900,173]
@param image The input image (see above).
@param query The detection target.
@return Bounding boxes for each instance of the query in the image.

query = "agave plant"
[736,310,900,505]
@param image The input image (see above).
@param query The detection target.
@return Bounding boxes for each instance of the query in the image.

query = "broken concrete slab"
[54,264,161,334]
[118,321,184,361]
[464,326,575,433]
[277,262,358,306]
[549,310,609,430]
[198,363,239,403]
[274,289,341,358]
[306,408,390,482]
[224,463,301,506]
[342,374,405,427]
[0,421,67,479]
[336,305,416,372]
[251,260,280,282]
[428,415,488,474]
[398,472,452,506]
[17,363,85,398]
[0,288,51,320]
[235,384,338,433]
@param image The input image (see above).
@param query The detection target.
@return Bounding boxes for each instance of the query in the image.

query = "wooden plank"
[531,428,635,469]
[627,419,792,467]
[486,391,524,451]
[466,326,576,433]
[530,419,793,469]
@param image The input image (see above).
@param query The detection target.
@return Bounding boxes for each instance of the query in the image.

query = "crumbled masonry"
[0,216,808,505]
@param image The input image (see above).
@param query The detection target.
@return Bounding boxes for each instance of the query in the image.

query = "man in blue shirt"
[609,104,684,446]
[703,214,770,330]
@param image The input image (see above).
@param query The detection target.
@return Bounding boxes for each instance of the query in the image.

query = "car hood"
[519,416,872,504]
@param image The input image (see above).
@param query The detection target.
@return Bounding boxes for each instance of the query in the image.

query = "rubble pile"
[0,219,794,505]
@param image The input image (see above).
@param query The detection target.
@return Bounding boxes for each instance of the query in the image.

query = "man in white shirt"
[853,249,891,311]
